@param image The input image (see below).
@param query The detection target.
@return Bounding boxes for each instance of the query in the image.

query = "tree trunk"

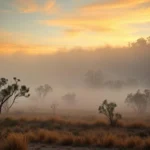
[109,117,115,126]
[0,105,2,114]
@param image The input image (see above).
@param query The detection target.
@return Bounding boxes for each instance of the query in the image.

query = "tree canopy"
[0,77,30,114]
[125,89,150,114]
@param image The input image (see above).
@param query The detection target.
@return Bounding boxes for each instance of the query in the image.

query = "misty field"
[1,0,150,149]
[0,77,150,149]
[0,111,150,150]
[1,38,150,150]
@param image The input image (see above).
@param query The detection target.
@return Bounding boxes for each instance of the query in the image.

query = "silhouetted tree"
[98,99,122,126]
[147,36,150,44]
[131,37,147,47]
[125,89,150,114]
[62,92,76,105]
[85,70,104,88]
[104,80,125,89]
[0,77,30,114]
[51,102,58,116]
[3,100,10,113]
[35,84,52,101]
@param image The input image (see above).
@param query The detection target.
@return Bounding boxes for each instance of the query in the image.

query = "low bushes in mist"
[98,99,122,126]
[125,89,150,114]
[0,117,108,135]
[84,69,138,89]
[1,116,150,133]
[35,84,53,102]
[62,92,77,105]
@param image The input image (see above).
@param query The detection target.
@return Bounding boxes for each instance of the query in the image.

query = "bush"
[3,133,28,150]
[98,99,122,126]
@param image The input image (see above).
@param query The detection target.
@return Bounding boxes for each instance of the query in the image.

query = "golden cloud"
[42,17,114,33]
[64,29,82,36]
[1,0,150,51]
[82,0,150,10]
[0,30,59,54]
[14,0,38,13]
[14,0,58,14]
[41,0,150,36]
[37,0,150,48]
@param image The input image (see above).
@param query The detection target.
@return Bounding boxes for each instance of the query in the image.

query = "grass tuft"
[3,133,28,150]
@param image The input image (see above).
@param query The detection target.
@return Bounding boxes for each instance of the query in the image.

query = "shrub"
[3,133,28,150]
[98,99,122,126]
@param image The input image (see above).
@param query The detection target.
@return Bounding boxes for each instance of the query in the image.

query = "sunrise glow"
[0,0,150,54]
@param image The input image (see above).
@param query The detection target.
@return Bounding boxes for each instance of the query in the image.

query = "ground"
[0,112,150,149]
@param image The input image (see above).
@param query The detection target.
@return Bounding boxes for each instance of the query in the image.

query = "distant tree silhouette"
[35,84,52,101]
[62,92,76,105]
[125,89,150,114]
[147,36,150,44]
[104,80,125,89]
[98,99,122,126]
[51,102,58,116]
[131,37,147,47]
[85,70,104,88]
[0,77,30,114]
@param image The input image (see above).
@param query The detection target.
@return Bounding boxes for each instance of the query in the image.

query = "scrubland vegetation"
[1,38,150,149]
[1,77,150,149]
[0,113,150,149]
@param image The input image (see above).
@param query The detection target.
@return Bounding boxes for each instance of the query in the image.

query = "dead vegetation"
[0,114,150,149]
[1,129,150,149]
[2,133,28,150]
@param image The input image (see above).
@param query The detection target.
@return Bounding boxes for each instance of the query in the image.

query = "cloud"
[0,41,59,55]
[42,0,58,14]
[2,1,150,49]
[0,29,33,44]
[42,17,114,33]
[0,43,59,55]
[14,0,38,13]
[82,0,150,10]
[64,29,82,36]
[0,29,58,54]
[13,0,58,14]
[40,0,150,39]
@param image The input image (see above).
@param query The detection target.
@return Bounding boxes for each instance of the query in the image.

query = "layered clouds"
[13,0,57,14]
[1,0,150,54]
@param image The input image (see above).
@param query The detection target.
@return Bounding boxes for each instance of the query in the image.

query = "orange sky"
[0,0,150,54]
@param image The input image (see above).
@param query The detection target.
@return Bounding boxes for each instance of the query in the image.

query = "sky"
[0,0,150,54]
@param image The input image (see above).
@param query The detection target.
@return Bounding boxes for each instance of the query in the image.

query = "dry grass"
[1,129,150,149]
[1,115,150,149]
[126,121,148,128]
[2,133,28,150]
[1,115,150,129]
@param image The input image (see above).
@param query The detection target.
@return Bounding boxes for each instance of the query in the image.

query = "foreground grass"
[1,115,150,149]
[1,130,150,149]
[2,133,28,150]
